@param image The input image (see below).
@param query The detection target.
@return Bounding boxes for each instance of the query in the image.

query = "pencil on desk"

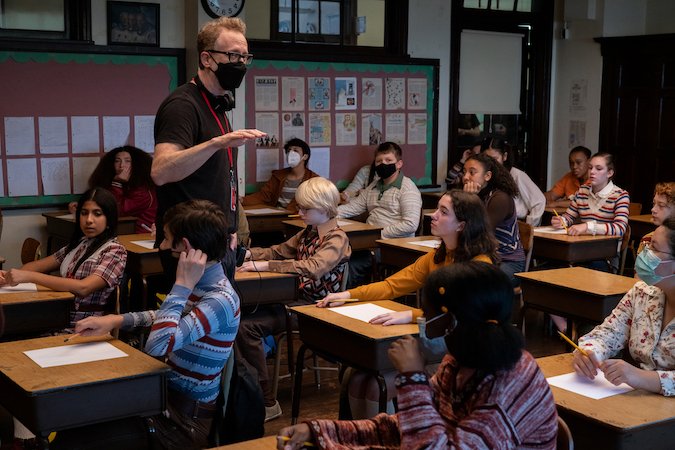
[314,298,364,304]
[277,435,315,447]
[557,331,588,356]
[63,333,81,343]
[140,223,153,233]
[553,209,568,233]
[288,214,301,218]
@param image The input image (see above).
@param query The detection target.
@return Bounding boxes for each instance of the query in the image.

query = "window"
[462,0,532,12]
[276,0,345,43]
[0,0,90,41]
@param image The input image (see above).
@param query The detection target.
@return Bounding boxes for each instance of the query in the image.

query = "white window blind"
[458,29,523,114]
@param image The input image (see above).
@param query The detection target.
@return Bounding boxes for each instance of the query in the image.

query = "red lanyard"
[199,88,233,167]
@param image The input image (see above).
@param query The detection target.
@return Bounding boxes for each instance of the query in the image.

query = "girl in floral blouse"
[574,218,675,396]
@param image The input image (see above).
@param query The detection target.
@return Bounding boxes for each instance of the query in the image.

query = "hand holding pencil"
[560,331,601,380]
[551,210,569,233]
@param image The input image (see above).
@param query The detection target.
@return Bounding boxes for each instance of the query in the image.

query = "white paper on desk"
[24,342,128,368]
[330,304,396,323]
[246,208,285,215]
[337,219,355,227]
[0,283,38,293]
[408,239,441,249]
[131,240,156,249]
[535,226,568,235]
[56,213,75,220]
[546,371,633,399]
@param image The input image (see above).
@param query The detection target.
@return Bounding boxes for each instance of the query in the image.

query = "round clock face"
[202,0,245,18]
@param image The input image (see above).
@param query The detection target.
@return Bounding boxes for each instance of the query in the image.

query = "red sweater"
[110,182,157,234]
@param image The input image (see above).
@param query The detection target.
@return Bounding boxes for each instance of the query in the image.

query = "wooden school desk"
[377,236,439,270]
[244,205,293,234]
[209,435,278,449]
[283,219,383,251]
[537,353,675,450]
[290,300,420,423]
[43,211,136,254]
[421,191,444,209]
[533,228,621,264]
[0,286,74,338]
[0,335,169,440]
[117,233,162,311]
[628,214,656,242]
[516,267,636,329]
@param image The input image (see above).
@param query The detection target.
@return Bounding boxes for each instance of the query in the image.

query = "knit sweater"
[560,181,630,236]
[305,351,557,449]
[121,263,240,403]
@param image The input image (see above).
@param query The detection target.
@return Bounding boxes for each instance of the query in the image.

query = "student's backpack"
[210,352,265,445]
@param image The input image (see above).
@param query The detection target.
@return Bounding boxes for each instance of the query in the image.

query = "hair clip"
[441,306,448,313]
[438,287,446,295]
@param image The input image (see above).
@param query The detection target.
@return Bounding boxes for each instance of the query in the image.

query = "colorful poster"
[408,113,428,144]
[309,77,331,110]
[282,76,305,111]
[335,113,357,146]
[309,113,331,146]
[407,78,427,110]
[335,77,357,110]
[385,78,405,110]
[361,78,382,110]
[361,113,383,145]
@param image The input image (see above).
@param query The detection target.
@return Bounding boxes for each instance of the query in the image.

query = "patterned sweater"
[338,171,422,239]
[121,263,240,403]
[560,181,630,236]
[579,280,675,396]
[305,351,557,449]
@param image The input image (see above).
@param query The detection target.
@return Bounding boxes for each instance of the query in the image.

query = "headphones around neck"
[194,75,235,111]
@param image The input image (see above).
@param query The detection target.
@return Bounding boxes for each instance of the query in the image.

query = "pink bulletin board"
[243,58,438,194]
[0,49,184,207]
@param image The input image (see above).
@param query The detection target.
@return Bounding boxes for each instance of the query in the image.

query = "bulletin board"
[0,48,185,208]
[243,58,439,193]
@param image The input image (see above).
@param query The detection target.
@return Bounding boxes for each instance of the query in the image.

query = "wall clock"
[201,0,245,18]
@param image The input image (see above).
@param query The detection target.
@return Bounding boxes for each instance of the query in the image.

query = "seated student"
[68,199,240,449]
[463,153,525,286]
[0,188,127,328]
[318,189,497,418]
[241,138,318,213]
[637,182,675,254]
[551,152,629,243]
[278,262,558,449]
[236,177,351,421]
[340,161,378,203]
[481,136,546,226]
[445,137,482,188]
[545,145,591,208]
[573,218,675,396]
[337,142,422,286]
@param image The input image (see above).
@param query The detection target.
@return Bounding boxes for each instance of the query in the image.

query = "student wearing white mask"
[573,218,675,396]
[242,138,318,213]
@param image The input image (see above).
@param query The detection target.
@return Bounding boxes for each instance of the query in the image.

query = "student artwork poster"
[361,113,383,146]
[282,76,305,111]
[309,113,331,146]
[254,76,279,111]
[309,77,330,110]
[335,77,357,110]
[282,112,305,143]
[361,78,383,110]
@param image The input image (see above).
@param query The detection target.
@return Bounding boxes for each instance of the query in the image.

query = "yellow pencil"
[314,298,364,304]
[557,330,588,356]
[553,209,568,233]
[277,435,315,447]
[63,333,81,343]
[288,214,301,218]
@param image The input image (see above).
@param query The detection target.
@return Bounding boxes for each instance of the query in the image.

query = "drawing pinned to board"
[255,112,280,147]
[38,117,69,154]
[408,113,428,145]
[361,78,382,110]
[335,113,357,146]
[407,78,427,110]
[254,76,279,111]
[103,116,131,151]
[309,77,330,110]
[309,113,331,146]
[41,158,71,195]
[4,117,35,155]
[385,113,405,144]
[71,116,100,154]
[7,158,38,196]
[282,111,305,143]
[569,120,586,148]
[361,113,383,146]
[282,76,305,111]
[335,77,357,110]
[385,78,405,110]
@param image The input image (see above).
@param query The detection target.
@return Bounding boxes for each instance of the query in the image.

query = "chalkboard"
[243,58,439,193]
[0,47,184,208]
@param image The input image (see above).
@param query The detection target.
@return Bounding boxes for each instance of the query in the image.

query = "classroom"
[1,1,674,449]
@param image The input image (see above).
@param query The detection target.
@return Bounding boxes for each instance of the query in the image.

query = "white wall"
[407,0,451,185]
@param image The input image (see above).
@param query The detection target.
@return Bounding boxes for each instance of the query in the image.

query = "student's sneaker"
[264,400,282,422]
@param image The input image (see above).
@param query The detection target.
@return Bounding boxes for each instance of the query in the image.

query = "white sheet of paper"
[7,158,38,196]
[56,213,75,220]
[103,116,130,151]
[24,342,128,368]
[38,117,69,154]
[41,158,71,195]
[246,208,285,215]
[134,115,155,153]
[310,147,330,179]
[408,239,441,249]
[535,226,569,235]
[0,283,38,293]
[71,116,100,153]
[131,240,155,249]
[547,371,634,399]
[337,219,356,226]
[330,303,396,323]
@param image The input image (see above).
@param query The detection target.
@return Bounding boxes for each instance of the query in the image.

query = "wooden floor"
[262,308,568,437]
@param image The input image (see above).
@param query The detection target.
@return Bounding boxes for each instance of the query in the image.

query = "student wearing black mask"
[151,17,266,287]
[337,142,423,286]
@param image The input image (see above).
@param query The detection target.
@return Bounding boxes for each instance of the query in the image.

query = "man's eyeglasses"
[207,50,254,65]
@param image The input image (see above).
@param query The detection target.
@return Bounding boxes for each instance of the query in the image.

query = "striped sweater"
[306,351,557,449]
[121,263,240,403]
[561,181,630,236]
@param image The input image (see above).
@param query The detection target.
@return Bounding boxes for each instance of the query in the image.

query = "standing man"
[152,17,265,283]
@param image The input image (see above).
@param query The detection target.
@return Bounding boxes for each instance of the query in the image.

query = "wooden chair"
[616,224,632,276]
[513,221,534,324]
[21,237,42,265]
[628,202,642,216]
[557,416,574,450]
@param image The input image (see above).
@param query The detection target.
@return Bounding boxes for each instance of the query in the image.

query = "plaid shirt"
[53,237,127,326]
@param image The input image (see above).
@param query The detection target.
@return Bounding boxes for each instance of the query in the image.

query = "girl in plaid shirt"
[0,188,127,328]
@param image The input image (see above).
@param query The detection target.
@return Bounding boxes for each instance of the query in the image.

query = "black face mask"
[375,162,397,179]
[212,61,247,91]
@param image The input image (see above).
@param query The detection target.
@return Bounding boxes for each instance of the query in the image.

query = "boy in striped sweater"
[75,199,240,449]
